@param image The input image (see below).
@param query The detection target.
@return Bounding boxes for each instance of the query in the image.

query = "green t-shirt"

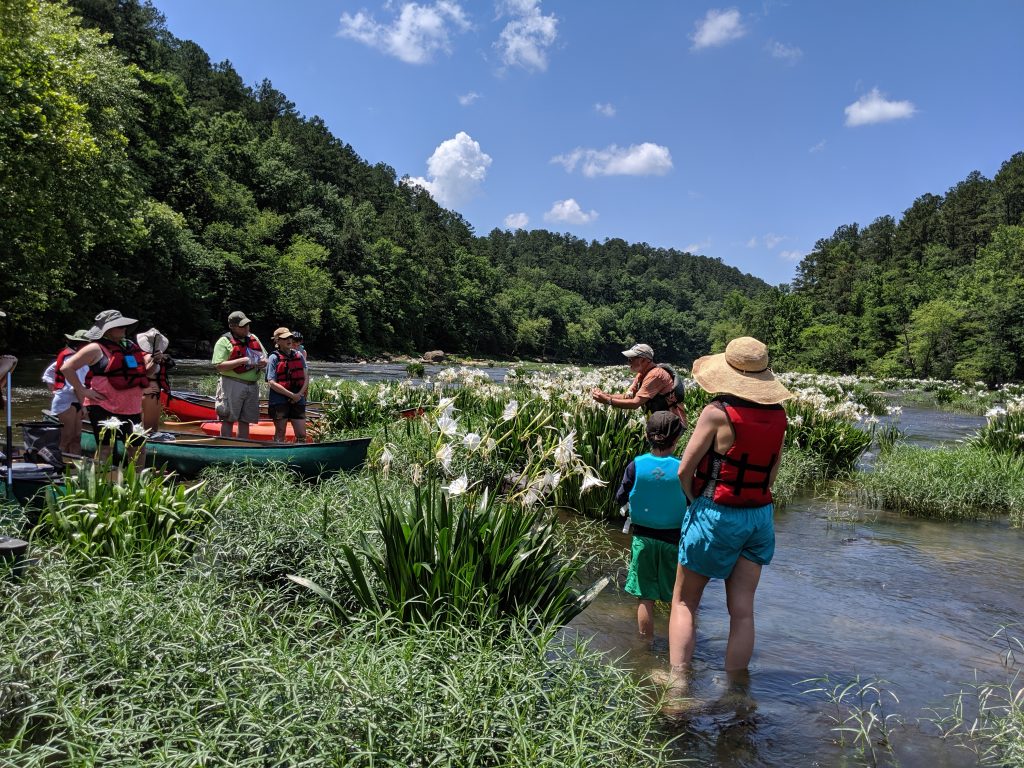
[212,333,267,383]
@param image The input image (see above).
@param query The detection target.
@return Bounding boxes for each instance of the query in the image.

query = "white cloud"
[495,0,558,72]
[844,88,916,127]
[685,238,711,253]
[552,142,673,177]
[338,2,470,65]
[544,199,598,225]
[504,212,529,229]
[691,9,746,50]
[746,233,785,249]
[809,139,827,153]
[767,40,802,63]
[458,91,480,106]
[779,249,804,261]
[405,131,492,206]
[594,102,616,117]
[746,237,758,248]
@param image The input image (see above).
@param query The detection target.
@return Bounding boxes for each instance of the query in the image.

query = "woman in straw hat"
[667,337,791,690]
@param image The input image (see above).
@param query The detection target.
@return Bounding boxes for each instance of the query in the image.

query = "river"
[3,357,1020,766]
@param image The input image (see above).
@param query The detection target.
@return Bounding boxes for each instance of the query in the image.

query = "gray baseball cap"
[622,343,654,360]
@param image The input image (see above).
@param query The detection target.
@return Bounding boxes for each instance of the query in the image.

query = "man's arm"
[615,460,637,507]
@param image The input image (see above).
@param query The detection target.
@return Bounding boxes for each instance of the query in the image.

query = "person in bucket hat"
[60,310,153,467]
[592,342,687,424]
[666,337,792,695]
[137,328,173,433]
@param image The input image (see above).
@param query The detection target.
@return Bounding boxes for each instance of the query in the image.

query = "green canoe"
[80,431,372,479]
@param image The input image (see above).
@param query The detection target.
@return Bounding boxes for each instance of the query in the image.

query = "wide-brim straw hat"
[137,328,169,354]
[691,337,792,405]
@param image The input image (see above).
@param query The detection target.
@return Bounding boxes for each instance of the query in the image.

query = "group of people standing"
[595,337,791,699]
[211,311,309,443]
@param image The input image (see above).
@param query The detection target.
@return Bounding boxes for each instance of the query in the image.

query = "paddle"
[4,371,12,494]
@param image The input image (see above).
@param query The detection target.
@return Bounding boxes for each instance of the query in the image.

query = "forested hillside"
[0,0,765,363]
[716,154,1024,383]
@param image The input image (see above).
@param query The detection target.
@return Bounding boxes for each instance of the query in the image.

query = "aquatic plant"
[801,675,903,766]
[289,477,605,629]
[784,400,873,477]
[856,445,1024,526]
[36,462,227,566]
[967,404,1024,455]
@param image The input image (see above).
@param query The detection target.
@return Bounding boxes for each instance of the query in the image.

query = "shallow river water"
[4,359,1021,766]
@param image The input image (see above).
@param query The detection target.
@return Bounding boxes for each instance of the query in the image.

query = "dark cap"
[228,310,251,326]
[646,411,683,447]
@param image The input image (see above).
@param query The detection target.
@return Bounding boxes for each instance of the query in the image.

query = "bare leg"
[141,394,162,433]
[57,408,78,454]
[291,419,306,443]
[273,418,287,443]
[724,557,762,671]
[237,421,250,439]
[669,564,710,671]
[220,420,234,438]
[637,598,655,638]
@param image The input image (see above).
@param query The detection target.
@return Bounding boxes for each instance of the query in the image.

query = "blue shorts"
[678,496,775,579]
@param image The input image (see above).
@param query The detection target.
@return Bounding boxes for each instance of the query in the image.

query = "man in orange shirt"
[592,343,687,425]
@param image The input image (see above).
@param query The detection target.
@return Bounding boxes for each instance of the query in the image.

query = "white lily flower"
[462,432,481,450]
[380,446,393,476]
[554,430,577,467]
[436,443,454,472]
[438,396,457,417]
[132,423,149,436]
[99,417,124,430]
[501,399,519,422]
[580,469,608,493]
[436,414,459,437]
[483,437,497,454]
[445,474,469,497]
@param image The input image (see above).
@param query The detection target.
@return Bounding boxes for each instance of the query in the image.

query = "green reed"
[801,675,903,767]
[856,445,1024,525]
[785,401,873,477]
[967,409,1024,455]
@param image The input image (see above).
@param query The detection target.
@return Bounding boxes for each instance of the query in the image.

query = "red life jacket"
[53,346,93,390]
[273,350,306,392]
[691,396,787,507]
[89,338,149,390]
[222,332,263,373]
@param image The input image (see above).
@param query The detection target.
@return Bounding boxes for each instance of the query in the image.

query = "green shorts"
[624,534,679,603]
[679,496,775,579]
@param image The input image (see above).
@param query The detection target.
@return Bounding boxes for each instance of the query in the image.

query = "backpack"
[655,363,687,408]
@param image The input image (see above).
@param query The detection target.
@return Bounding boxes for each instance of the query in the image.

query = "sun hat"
[272,327,295,340]
[646,410,684,447]
[227,310,251,326]
[622,343,655,360]
[136,328,169,354]
[86,309,137,340]
[64,329,92,343]
[690,337,792,405]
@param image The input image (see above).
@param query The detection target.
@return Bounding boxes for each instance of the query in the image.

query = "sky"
[152,0,1023,285]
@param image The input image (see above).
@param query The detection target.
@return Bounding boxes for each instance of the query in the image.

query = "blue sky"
[153,0,1023,285]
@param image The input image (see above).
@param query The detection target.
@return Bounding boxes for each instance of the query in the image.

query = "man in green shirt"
[211,310,267,438]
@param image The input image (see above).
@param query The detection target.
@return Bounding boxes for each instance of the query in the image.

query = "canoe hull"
[80,432,370,478]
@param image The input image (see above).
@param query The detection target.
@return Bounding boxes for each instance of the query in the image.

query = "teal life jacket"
[629,453,687,530]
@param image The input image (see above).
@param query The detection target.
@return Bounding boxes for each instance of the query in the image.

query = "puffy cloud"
[495,0,558,71]
[594,102,616,117]
[691,9,746,50]
[844,88,916,127]
[809,139,827,153]
[338,1,470,64]
[504,212,529,229]
[551,142,673,177]
[767,40,802,63]
[458,91,480,106]
[779,249,804,261]
[544,199,598,225]
[684,238,711,253]
[405,131,492,206]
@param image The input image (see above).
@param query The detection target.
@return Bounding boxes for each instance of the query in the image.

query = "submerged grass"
[855,445,1024,525]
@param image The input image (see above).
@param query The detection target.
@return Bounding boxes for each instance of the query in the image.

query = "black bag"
[19,421,64,470]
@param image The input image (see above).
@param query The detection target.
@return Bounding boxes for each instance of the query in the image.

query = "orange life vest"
[222,332,263,373]
[692,396,787,507]
[89,338,149,390]
[53,346,93,390]
[273,350,306,392]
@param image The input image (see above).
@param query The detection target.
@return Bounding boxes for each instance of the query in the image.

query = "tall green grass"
[967,409,1024,455]
[856,445,1024,525]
